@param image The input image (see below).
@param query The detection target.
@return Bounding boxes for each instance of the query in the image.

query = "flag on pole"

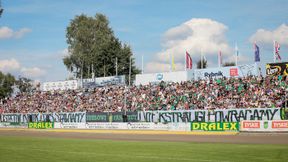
[186,51,192,69]
[275,41,281,61]
[172,54,176,71]
[235,43,239,66]
[254,43,260,62]
[218,51,222,67]
[235,44,239,57]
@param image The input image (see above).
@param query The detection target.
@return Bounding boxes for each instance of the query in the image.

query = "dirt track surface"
[0,129,288,145]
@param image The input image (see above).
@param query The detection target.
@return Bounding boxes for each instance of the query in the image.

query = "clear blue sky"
[0,0,287,81]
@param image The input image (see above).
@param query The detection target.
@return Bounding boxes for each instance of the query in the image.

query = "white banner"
[240,120,288,132]
[0,122,27,128]
[194,64,258,80]
[135,71,193,85]
[84,122,190,131]
[169,123,191,131]
[42,80,78,91]
[57,123,86,129]
[82,75,125,88]
[1,112,86,123]
[138,108,282,123]
[86,122,128,129]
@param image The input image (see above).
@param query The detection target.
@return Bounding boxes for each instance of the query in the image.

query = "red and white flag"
[186,51,192,69]
[275,41,281,61]
[218,51,222,67]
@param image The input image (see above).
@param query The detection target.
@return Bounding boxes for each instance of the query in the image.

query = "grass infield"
[0,136,287,162]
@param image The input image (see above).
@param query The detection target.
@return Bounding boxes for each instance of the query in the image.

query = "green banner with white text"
[191,122,239,131]
[28,122,54,129]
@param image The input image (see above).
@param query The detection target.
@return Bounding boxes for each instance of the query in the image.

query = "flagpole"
[141,55,144,74]
[235,43,238,66]
[129,56,131,86]
[254,41,260,76]
[273,40,276,63]
[218,51,219,68]
[172,53,175,71]
[201,48,203,69]
[116,57,118,76]
[169,53,172,72]
[185,51,187,71]
[218,51,220,68]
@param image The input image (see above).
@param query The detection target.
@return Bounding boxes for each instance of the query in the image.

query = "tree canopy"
[63,13,140,81]
[196,59,208,69]
[0,72,15,99]
[223,62,236,67]
[16,77,35,93]
[0,72,36,99]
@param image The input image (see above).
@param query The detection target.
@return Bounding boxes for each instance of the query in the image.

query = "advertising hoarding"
[240,120,288,132]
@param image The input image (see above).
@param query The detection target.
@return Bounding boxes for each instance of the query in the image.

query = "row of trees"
[0,71,34,99]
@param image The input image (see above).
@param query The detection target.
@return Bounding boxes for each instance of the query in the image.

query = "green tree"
[196,59,208,69]
[223,62,236,67]
[63,13,140,82]
[0,71,16,99]
[16,77,34,93]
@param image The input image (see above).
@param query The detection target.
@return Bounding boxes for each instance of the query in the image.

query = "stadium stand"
[0,75,287,113]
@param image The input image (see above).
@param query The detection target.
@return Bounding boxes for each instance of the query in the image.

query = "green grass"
[0,136,287,162]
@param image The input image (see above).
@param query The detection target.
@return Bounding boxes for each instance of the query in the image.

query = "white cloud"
[20,67,46,78]
[0,58,21,73]
[0,27,13,39]
[249,24,288,45]
[14,28,32,39]
[226,54,250,64]
[59,48,70,57]
[146,18,233,72]
[0,58,45,79]
[0,26,31,39]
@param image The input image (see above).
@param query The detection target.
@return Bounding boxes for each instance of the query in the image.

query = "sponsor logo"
[204,71,223,78]
[243,121,260,128]
[28,122,54,129]
[191,122,238,131]
[272,121,288,128]
[156,73,163,80]
[230,68,238,76]
[264,121,268,129]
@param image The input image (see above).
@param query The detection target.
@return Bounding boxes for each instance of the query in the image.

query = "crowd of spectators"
[0,75,287,113]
